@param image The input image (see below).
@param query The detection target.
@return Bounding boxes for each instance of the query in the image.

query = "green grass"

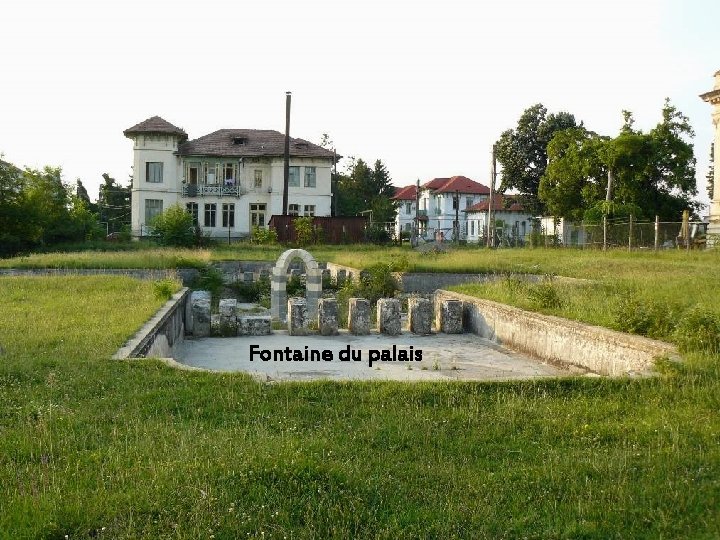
[1,275,720,538]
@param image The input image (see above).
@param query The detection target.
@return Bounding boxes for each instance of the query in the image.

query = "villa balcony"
[181,184,247,198]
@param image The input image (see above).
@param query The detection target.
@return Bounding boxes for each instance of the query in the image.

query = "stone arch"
[270,248,322,322]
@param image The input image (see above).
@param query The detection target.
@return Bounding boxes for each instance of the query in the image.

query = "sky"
[1,0,719,210]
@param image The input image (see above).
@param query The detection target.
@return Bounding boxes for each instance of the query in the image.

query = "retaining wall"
[434,289,678,376]
[113,288,189,359]
[0,268,200,286]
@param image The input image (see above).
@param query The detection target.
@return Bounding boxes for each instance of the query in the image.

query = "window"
[204,203,216,227]
[288,203,300,216]
[145,199,163,224]
[288,166,300,187]
[254,170,263,188]
[146,162,163,183]
[466,197,474,208]
[224,163,235,184]
[304,205,315,217]
[186,202,198,225]
[405,202,412,214]
[404,223,412,232]
[222,203,235,227]
[250,203,266,228]
[187,162,200,185]
[304,166,316,188]
[470,220,475,236]
[205,163,217,185]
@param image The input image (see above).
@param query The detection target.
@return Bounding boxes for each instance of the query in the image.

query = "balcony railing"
[181,184,247,198]
[417,209,428,217]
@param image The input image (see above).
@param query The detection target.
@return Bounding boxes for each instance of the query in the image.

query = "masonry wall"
[434,289,678,376]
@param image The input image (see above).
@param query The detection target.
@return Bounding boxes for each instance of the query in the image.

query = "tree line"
[496,99,702,222]
[0,159,130,256]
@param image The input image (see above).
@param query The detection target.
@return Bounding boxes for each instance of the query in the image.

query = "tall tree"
[540,100,698,222]
[335,158,397,223]
[495,104,577,215]
[97,173,131,233]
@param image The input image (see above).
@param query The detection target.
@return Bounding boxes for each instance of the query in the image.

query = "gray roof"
[178,129,336,159]
[124,116,188,139]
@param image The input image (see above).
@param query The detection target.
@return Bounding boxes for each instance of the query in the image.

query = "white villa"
[415,176,490,240]
[465,195,534,245]
[124,116,335,238]
[391,184,418,238]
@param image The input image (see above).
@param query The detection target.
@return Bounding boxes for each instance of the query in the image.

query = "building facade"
[391,184,418,238]
[465,195,534,245]
[124,116,335,238]
[701,70,720,245]
[416,176,490,240]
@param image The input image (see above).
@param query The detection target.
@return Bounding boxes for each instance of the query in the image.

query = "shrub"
[336,263,398,326]
[365,224,391,245]
[673,307,720,353]
[293,217,314,247]
[612,295,676,339]
[153,278,178,301]
[526,280,564,309]
[150,204,195,247]
[252,226,278,245]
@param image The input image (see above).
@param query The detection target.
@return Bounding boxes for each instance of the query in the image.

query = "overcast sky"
[1,0,718,209]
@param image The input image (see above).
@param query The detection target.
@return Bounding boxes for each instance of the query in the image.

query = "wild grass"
[0,248,211,269]
[1,275,720,538]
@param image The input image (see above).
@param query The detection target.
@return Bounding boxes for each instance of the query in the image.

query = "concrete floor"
[173,330,581,382]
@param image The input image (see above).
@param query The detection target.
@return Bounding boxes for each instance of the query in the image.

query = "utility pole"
[412,178,420,247]
[282,91,291,215]
[603,169,614,251]
[486,144,497,248]
[332,148,338,217]
[454,189,460,244]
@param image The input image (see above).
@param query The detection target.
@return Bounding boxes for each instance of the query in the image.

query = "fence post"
[654,216,659,251]
[628,214,633,252]
[603,215,607,251]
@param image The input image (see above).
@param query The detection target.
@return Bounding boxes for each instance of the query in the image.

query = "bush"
[365,224,391,245]
[150,204,195,247]
[293,217,314,247]
[336,263,398,326]
[526,280,564,309]
[612,295,676,339]
[153,278,178,301]
[252,226,278,245]
[673,308,720,353]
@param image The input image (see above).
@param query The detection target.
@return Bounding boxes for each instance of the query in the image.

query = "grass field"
[1,273,720,538]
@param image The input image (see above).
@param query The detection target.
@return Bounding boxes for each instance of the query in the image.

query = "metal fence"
[527,219,707,250]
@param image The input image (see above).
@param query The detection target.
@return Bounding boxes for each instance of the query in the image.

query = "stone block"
[377,298,401,336]
[408,297,432,335]
[186,290,211,335]
[218,298,238,336]
[190,295,211,337]
[348,297,370,335]
[336,269,347,287]
[239,316,272,336]
[437,299,463,334]
[317,298,339,336]
[288,297,308,336]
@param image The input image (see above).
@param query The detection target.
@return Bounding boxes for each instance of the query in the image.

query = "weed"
[153,278,179,301]
[673,307,720,353]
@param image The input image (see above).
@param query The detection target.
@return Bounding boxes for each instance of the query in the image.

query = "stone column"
[348,297,370,335]
[701,69,720,246]
[377,298,401,336]
[218,298,238,336]
[271,266,287,321]
[436,299,463,334]
[408,297,432,335]
[186,290,211,335]
[317,298,339,336]
[190,294,211,337]
[306,269,323,321]
[287,297,307,336]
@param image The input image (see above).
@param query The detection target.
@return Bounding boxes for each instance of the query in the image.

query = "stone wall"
[113,288,189,359]
[434,289,678,376]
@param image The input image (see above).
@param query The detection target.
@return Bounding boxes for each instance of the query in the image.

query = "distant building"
[124,116,336,238]
[391,184,418,238]
[465,195,534,245]
[415,176,490,240]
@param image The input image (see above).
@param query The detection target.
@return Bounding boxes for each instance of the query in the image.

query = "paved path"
[173,330,581,382]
